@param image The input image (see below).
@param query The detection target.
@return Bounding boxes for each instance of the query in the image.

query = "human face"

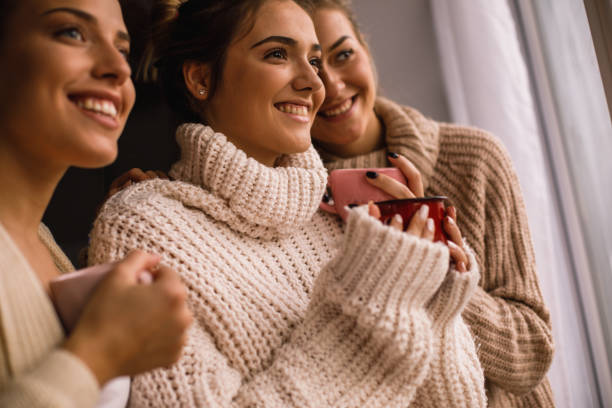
[203,0,324,166]
[0,0,134,170]
[311,8,378,149]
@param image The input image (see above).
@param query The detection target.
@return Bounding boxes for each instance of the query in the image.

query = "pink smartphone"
[319,167,408,220]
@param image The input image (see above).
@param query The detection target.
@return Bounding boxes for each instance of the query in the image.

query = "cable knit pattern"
[89,122,486,407]
[319,97,555,406]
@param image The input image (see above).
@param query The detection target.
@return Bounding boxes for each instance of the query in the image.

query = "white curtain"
[430,1,598,406]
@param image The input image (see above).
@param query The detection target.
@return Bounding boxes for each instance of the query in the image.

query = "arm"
[0,350,100,408]
[460,135,554,395]
[90,205,450,407]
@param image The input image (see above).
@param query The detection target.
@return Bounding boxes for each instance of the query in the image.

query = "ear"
[183,61,211,100]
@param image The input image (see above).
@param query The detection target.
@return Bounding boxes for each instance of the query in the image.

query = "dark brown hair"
[0,0,18,46]
[295,0,365,45]
[143,0,307,121]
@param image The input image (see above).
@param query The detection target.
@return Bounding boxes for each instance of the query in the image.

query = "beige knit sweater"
[320,97,555,406]
[0,223,100,408]
[89,123,486,407]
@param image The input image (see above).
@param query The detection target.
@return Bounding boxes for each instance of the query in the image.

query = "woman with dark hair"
[0,1,191,406]
[297,0,555,406]
[89,0,486,406]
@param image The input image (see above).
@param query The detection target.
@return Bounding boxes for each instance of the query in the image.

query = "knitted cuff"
[26,349,100,407]
[426,242,480,331]
[323,206,449,330]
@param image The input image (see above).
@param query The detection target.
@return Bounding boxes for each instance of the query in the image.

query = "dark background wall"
[42,0,448,265]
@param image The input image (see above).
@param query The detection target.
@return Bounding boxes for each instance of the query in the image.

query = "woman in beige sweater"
[90,0,486,406]
[297,0,555,405]
[0,1,191,407]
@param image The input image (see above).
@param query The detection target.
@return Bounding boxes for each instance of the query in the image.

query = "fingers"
[389,214,403,230]
[112,250,161,284]
[406,204,429,236]
[365,171,416,199]
[448,241,468,272]
[368,201,381,219]
[422,218,435,241]
[155,170,169,179]
[443,214,463,246]
[387,153,424,197]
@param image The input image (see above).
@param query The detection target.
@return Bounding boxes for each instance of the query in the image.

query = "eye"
[309,57,322,73]
[118,47,131,61]
[336,48,354,62]
[264,48,288,61]
[56,27,85,42]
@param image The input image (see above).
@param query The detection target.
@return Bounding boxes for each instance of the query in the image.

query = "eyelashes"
[264,47,322,72]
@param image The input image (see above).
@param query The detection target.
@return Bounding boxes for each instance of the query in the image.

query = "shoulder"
[437,122,517,180]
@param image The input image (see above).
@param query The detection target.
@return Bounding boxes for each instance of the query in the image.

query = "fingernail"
[446,216,455,225]
[366,171,378,179]
[387,152,399,159]
[322,193,330,203]
[427,218,434,232]
[458,261,467,272]
[394,213,403,224]
[418,204,429,220]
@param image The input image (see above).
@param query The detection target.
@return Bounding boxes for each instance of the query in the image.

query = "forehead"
[313,8,354,45]
[243,0,317,43]
[15,0,126,30]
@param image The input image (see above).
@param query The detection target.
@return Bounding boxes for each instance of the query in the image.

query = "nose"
[92,42,132,85]
[320,67,345,100]
[292,61,324,94]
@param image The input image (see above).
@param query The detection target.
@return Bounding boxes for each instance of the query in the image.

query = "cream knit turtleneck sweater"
[89,123,486,407]
[320,97,555,406]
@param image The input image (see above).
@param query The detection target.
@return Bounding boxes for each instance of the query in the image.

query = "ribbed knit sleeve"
[0,350,100,408]
[440,126,554,395]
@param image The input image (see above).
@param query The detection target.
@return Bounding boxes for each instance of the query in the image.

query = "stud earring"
[198,88,207,96]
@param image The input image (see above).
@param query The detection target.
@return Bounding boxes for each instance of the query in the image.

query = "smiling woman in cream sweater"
[89,0,486,407]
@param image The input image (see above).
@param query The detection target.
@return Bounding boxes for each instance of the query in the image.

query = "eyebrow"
[251,35,321,52]
[41,7,131,43]
[328,35,350,52]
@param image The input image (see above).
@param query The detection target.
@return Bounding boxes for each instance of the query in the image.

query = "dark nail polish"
[366,171,378,179]
[322,193,330,203]
[348,203,358,208]
[387,152,399,159]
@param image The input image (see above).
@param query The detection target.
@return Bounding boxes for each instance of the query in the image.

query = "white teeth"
[322,98,353,117]
[75,97,118,118]
[276,103,309,116]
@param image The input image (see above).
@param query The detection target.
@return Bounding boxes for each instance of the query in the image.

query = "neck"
[0,142,65,240]
[317,108,384,158]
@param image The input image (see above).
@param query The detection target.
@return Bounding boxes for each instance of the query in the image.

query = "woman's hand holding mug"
[366,152,469,272]
[62,250,192,385]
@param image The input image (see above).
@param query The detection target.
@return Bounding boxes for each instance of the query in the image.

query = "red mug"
[375,196,448,243]
[319,168,408,220]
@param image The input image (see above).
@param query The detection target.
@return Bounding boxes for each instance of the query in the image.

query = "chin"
[73,146,118,169]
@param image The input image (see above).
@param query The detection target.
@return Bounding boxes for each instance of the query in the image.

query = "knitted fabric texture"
[319,97,555,406]
[89,123,486,407]
[0,223,100,408]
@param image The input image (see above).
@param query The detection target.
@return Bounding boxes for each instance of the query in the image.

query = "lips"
[275,102,310,117]
[319,95,356,118]
[70,96,118,118]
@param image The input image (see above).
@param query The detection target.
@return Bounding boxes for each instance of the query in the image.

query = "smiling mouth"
[319,95,356,118]
[70,96,118,119]
[275,102,310,118]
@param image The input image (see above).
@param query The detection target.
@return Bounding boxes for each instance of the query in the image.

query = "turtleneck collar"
[167,123,328,239]
[317,97,440,190]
